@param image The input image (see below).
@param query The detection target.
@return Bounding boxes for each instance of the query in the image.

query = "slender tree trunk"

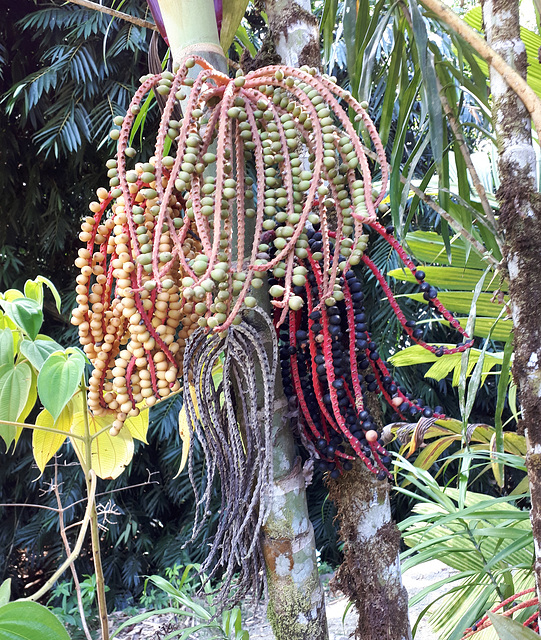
[482,0,541,620]
[328,463,412,640]
[262,2,411,638]
[155,3,329,637]
[260,362,329,640]
[253,3,330,637]
[265,0,321,69]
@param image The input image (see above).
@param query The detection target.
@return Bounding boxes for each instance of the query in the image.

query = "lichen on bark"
[483,0,541,615]
[327,462,412,640]
[264,0,321,69]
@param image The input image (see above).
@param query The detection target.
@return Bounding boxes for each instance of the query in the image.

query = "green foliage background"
[0,0,526,626]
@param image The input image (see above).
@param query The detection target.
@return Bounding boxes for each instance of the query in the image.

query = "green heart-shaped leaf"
[24,276,62,313]
[24,279,44,306]
[0,329,14,369]
[20,338,63,371]
[38,349,85,421]
[0,362,32,448]
[0,600,71,640]
[0,298,43,340]
[0,579,11,607]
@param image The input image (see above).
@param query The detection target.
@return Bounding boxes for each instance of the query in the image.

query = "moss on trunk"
[327,462,411,640]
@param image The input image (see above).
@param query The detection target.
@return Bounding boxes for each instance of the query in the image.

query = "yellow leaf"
[189,383,200,421]
[70,412,134,480]
[124,408,149,444]
[3,289,24,302]
[490,433,504,489]
[18,368,37,424]
[33,404,73,474]
[175,404,191,477]
[11,367,39,449]
[510,476,530,496]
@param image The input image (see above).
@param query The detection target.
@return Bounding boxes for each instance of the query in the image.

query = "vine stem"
[53,461,93,640]
[23,470,97,603]
[420,0,541,134]
[0,419,85,440]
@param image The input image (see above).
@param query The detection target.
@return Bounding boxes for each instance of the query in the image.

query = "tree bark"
[328,462,412,640]
[262,2,411,638]
[261,381,329,640]
[264,0,321,69]
[156,3,328,637]
[249,302,328,640]
[482,0,541,620]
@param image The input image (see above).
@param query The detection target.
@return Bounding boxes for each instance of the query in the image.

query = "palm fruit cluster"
[72,55,473,471]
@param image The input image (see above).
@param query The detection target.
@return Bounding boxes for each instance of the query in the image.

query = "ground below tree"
[110,560,455,639]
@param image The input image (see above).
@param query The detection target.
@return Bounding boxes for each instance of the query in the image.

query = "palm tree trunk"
[262,2,411,638]
[156,3,329,637]
[260,361,329,640]
[265,0,321,69]
[482,0,541,618]
[327,462,411,640]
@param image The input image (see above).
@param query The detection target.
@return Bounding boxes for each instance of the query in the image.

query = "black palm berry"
[272,228,472,480]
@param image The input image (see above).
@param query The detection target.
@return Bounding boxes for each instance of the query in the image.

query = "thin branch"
[438,81,502,244]
[24,470,98,603]
[408,182,501,269]
[420,0,541,135]
[54,461,93,640]
[60,476,160,513]
[0,478,160,514]
[65,0,158,31]
[0,419,84,440]
[361,143,502,270]
[0,502,58,512]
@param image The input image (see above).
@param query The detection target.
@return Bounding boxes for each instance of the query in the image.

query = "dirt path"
[111,560,454,639]
[243,560,454,639]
